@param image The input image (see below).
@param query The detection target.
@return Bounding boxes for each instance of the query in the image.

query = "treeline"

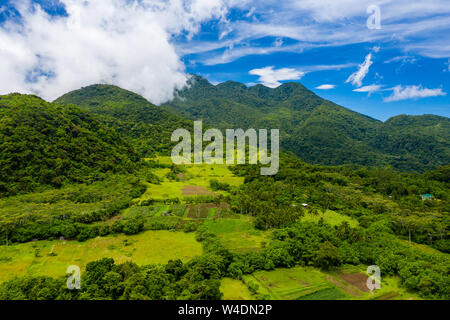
[0,257,222,300]
[230,156,449,252]
[3,220,448,300]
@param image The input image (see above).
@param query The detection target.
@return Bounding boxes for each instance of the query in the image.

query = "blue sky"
[0,0,449,121]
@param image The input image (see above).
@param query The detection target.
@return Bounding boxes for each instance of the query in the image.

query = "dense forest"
[164,75,450,172]
[55,85,193,157]
[0,94,140,196]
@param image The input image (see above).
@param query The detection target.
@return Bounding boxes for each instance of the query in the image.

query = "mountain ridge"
[163,75,449,171]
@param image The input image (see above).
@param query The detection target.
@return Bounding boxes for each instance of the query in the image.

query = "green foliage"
[231,155,449,252]
[0,174,146,243]
[313,241,342,270]
[54,84,193,157]
[210,179,231,192]
[0,93,140,196]
[165,76,449,172]
[0,258,222,300]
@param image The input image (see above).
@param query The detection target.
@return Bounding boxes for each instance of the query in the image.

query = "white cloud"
[274,38,283,47]
[315,84,335,90]
[384,85,446,102]
[249,66,305,88]
[246,7,256,17]
[384,56,417,64]
[353,84,383,95]
[0,0,232,104]
[187,0,450,65]
[346,53,373,87]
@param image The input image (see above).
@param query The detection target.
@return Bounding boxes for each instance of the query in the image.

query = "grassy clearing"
[0,230,202,283]
[202,216,270,253]
[301,210,359,227]
[221,278,254,300]
[137,157,244,202]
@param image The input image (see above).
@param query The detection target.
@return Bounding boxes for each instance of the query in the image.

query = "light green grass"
[221,278,254,300]
[137,157,244,202]
[0,230,202,283]
[301,210,359,227]
[239,265,421,300]
[244,266,336,300]
[202,216,270,253]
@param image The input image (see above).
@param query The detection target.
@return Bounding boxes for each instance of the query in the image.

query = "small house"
[421,194,434,200]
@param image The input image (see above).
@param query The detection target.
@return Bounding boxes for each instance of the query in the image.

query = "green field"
[221,278,254,300]
[0,230,202,283]
[238,265,421,300]
[201,216,270,253]
[137,157,244,202]
[301,210,359,227]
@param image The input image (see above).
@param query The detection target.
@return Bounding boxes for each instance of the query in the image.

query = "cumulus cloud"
[249,66,305,88]
[345,53,373,87]
[315,84,335,90]
[384,85,446,102]
[0,0,231,104]
[353,84,383,95]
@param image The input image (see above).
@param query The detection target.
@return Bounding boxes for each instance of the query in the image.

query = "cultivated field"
[201,217,270,253]
[235,265,421,300]
[0,230,202,283]
[137,157,244,202]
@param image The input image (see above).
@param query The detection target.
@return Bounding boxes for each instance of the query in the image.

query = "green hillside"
[0,94,139,196]
[164,75,450,171]
[54,84,192,157]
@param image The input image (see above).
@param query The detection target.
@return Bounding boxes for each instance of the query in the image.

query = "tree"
[314,241,342,270]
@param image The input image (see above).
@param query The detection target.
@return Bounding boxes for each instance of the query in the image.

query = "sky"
[0,0,449,121]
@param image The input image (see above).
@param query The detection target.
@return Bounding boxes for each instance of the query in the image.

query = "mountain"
[0,93,140,196]
[55,84,192,157]
[163,75,450,171]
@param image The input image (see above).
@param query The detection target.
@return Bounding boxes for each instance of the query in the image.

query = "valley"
[0,84,448,301]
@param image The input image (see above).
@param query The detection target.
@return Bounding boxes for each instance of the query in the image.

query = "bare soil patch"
[182,185,216,196]
[327,276,361,297]
[339,273,370,292]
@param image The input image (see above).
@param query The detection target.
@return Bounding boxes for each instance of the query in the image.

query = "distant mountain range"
[163,75,450,172]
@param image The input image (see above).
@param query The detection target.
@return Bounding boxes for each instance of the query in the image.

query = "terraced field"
[231,265,422,300]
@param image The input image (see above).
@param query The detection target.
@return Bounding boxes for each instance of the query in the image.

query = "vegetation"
[0,94,140,196]
[164,75,450,172]
[0,81,448,301]
[54,85,193,157]
[0,257,221,300]
[0,230,202,283]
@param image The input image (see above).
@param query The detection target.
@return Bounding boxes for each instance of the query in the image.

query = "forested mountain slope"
[164,75,450,171]
[55,85,192,157]
[0,94,139,196]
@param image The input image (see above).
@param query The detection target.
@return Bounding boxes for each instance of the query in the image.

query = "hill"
[0,93,139,196]
[54,84,192,157]
[163,75,450,171]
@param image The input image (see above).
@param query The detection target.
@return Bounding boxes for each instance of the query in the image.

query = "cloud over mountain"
[0,0,231,104]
